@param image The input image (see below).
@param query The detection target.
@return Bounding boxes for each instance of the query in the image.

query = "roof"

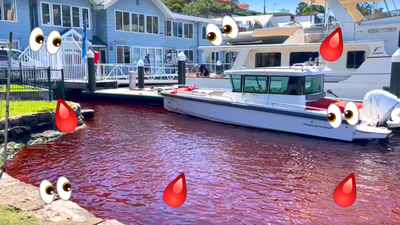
[90,36,107,47]
[89,0,175,19]
[224,66,330,76]
[172,13,222,24]
[301,0,387,6]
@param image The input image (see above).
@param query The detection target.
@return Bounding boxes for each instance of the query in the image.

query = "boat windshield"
[305,75,324,94]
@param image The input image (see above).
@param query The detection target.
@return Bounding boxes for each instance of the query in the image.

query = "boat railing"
[176,91,235,102]
[244,99,327,112]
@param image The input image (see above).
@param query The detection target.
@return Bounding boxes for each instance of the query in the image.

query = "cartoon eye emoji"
[39,179,55,204]
[222,15,239,39]
[344,101,360,126]
[29,27,45,52]
[56,176,72,201]
[206,23,223,46]
[46,30,62,55]
[327,103,342,128]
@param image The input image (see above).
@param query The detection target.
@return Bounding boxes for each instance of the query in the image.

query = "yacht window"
[255,53,281,67]
[230,75,242,92]
[244,76,268,94]
[347,51,365,69]
[305,75,324,94]
[270,76,304,95]
[289,52,319,65]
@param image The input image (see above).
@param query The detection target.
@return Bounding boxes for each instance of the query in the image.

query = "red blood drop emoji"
[163,173,187,207]
[333,173,357,207]
[55,99,78,133]
[320,27,343,62]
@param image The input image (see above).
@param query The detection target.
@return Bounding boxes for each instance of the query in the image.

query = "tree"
[301,5,325,14]
[163,0,187,13]
[182,0,214,17]
[356,3,372,16]
[296,2,308,15]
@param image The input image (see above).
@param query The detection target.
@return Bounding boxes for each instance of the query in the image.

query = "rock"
[81,109,95,119]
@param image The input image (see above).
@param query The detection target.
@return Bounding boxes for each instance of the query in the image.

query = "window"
[123,12,130,31]
[62,5,71,27]
[347,51,365,69]
[2,0,16,21]
[305,75,324,94]
[178,22,183,38]
[173,22,178,37]
[184,23,189,38]
[202,26,206,40]
[165,20,172,37]
[184,50,194,62]
[82,8,90,28]
[164,49,173,64]
[244,76,268,94]
[189,24,193,39]
[0,50,8,60]
[116,11,122,30]
[132,13,138,32]
[72,7,80,28]
[230,75,242,92]
[256,53,281,67]
[270,76,305,95]
[41,3,51,25]
[53,4,61,26]
[136,0,140,5]
[139,14,144,32]
[147,16,152,33]
[152,16,158,34]
[117,46,130,64]
[289,52,319,65]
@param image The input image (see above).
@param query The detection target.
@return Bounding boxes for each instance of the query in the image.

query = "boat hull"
[163,94,386,141]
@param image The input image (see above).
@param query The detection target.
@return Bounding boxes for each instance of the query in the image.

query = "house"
[1,0,230,68]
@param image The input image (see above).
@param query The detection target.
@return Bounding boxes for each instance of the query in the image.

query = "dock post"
[87,50,96,92]
[137,59,144,89]
[216,60,222,76]
[390,31,400,98]
[47,66,52,102]
[178,51,186,85]
[129,71,137,90]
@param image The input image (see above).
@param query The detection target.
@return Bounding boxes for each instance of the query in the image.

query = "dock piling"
[87,50,96,92]
[137,59,144,89]
[129,71,137,90]
[178,51,186,85]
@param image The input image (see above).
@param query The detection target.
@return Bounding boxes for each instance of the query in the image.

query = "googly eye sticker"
[39,176,72,204]
[29,28,62,54]
[344,101,360,126]
[29,27,45,52]
[327,103,342,129]
[221,16,239,39]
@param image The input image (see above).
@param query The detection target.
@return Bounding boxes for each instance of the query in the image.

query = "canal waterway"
[6,102,400,224]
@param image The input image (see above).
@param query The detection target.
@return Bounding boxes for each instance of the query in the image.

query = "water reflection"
[6,102,400,224]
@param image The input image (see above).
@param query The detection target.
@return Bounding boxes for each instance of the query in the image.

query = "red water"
[7,102,400,224]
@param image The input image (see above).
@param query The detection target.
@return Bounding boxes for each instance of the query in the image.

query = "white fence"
[18,37,87,80]
[96,64,179,81]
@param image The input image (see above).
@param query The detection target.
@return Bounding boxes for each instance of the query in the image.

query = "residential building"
[0,0,230,68]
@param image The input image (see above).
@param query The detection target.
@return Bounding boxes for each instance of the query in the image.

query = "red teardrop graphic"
[320,27,343,62]
[333,173,357,207]
[55,98,78,133]
[163,173,187,207]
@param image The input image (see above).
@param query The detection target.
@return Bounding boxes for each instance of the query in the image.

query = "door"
[211,51,220,72]
[99,48,107,77]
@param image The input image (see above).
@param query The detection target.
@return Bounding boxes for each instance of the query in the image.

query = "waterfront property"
[0,0,235,73]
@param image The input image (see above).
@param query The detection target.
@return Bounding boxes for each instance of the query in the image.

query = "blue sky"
[243,0,400,14]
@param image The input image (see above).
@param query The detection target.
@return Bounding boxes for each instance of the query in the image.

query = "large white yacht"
[189,0,400,93]
[164,64,400,142]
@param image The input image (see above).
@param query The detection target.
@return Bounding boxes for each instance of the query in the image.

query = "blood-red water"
[7,102,400,224]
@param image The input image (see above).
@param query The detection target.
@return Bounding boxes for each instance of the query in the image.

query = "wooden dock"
[82,87,166,107]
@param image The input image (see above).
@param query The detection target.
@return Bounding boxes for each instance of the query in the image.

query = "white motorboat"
[163,64,400,141]
[191,0,400,88]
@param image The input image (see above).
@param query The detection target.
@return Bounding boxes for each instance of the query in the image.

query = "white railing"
[96,63,179,81]
[18,37,87,80]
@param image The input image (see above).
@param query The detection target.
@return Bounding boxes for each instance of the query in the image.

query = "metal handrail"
[244,98,327,111]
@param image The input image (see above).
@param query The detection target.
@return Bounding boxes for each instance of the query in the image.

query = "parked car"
[0,48,41,68]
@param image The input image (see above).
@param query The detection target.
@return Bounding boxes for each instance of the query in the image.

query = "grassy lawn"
[0,101,73,120]
[0,204,40,225]
[0,85,42,92]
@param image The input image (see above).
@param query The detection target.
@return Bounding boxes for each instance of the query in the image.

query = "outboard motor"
[362,90,400,126]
